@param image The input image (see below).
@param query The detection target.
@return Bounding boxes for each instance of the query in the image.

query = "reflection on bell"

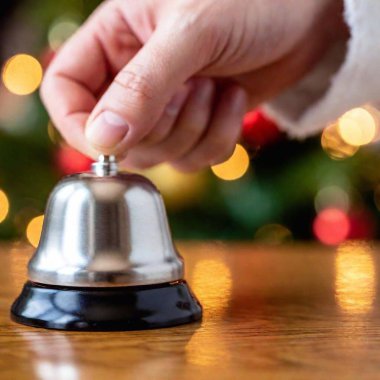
[11,156,202,331]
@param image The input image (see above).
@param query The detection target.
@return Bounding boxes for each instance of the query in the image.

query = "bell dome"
[29,171,184,287]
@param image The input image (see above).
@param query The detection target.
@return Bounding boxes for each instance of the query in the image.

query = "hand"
[41,0,345,171]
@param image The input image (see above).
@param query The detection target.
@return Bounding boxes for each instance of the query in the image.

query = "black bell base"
[11,280,202,331]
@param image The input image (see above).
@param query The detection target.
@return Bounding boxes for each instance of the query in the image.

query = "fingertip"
[85,111,130,154]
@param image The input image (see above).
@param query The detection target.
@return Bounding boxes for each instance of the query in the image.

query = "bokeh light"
[190,258,232,318]
[0,190,10,223]
[26,215,44,248]
[55,145,93,175]
[321,123,359,160]
[48,18,80,51]
[211,144,250,181]
[349,209,375,240]
[242,110,281,147]
[313,208,350,245]
[254,224,292,244]
[140,164,207,210]
[338,107,378,146]
[47,120,62,145]
[186,247,232,366]
[335,241,375,314]
[2,54,43,95]
[314,185,350,213]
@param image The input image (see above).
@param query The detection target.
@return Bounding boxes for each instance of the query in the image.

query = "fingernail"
[86,111,129,149]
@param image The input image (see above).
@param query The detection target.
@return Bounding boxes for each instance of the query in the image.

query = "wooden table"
[1,241,380,379]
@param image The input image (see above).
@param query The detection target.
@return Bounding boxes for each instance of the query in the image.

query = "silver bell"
[11,155,202,331]
[29,155,183,287]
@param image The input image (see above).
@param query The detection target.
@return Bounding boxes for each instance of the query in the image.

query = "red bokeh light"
[348,209,375,240]
[55,145,93,175]
[313,208,350,245]
[242,110,282,147]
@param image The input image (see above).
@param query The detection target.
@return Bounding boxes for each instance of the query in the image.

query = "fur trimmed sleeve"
[264,0,380,138]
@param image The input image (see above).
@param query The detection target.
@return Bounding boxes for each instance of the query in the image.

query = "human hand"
[41,0,345,171]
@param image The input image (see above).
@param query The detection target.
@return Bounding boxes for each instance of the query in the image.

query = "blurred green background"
[1,0,380,247]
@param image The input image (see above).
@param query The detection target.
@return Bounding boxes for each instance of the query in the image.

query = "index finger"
[40,1,141,157]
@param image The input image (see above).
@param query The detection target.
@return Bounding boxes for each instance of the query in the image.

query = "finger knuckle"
[114,68,156,106]
[171,3,220,59]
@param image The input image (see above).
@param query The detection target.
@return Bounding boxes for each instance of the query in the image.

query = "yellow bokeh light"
[186,256,232,366]
[2,54,43,95]
[254,224,292,244]
[321,123,359,160]
[48,19,80,51]
[26,215,44,248]
[190,258,232,318]
[211,144,250,181]
[138,164,207,210]
[0,190,10,223]
[335,241,376,314]
[185,324,230,367]
[47,120,62,145]
[338,107,378,146]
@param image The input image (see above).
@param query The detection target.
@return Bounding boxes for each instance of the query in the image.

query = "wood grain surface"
[1,240,380,380]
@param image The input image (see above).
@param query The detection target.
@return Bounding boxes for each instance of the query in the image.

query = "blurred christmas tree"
[0,0,379,246]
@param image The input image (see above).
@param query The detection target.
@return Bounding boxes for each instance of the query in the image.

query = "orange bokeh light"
[211,144,250,181]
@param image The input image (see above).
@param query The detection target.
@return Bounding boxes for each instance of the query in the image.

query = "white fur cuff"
[264,0,380,139]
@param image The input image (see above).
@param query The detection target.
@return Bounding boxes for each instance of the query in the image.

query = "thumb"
[85,20,209,155]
